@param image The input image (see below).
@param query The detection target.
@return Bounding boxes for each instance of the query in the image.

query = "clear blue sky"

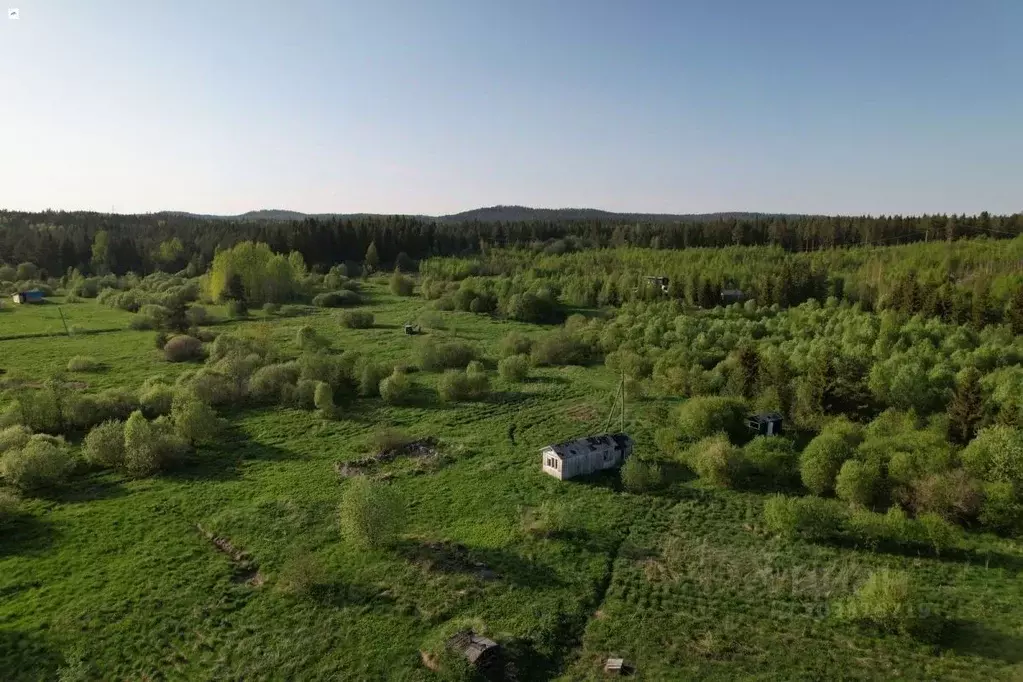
[2,1,1020,216]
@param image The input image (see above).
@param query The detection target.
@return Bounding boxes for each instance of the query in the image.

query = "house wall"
[541,448,563,479]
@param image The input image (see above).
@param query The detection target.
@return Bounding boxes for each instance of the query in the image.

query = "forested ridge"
[0,208,1019,278]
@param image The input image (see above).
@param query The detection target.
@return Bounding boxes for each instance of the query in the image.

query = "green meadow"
[1,281,1022,681]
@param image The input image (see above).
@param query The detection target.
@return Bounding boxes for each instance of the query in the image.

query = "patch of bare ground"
[195,523,264,586]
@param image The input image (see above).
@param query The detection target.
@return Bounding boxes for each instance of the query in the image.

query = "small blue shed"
[11,289,44,304]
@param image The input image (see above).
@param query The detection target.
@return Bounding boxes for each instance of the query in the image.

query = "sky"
[1,0,1021,216]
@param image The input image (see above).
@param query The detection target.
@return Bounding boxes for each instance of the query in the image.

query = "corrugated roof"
[542,433,633,458]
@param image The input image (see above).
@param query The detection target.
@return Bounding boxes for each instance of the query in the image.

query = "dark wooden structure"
[747,412,783,436]
[644,276,669,294]
[446,630,500,671]
[404,323,421,335]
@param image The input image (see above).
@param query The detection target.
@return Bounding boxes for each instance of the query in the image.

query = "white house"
[541,433,634,480]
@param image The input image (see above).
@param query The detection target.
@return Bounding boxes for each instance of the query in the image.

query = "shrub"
[314,382,335,418]
[372,428,412,453]
[357,361,389,397]
[530,332,591,366]
[262,302,280,315]
[67,356,102,372]
[676,397,747,443]
[498,354,530,382]
[438,370,473,402]
[835,570,922,634]
[621,457,663,493]
[499,331,533,358]
[129,313,156,331]
[1,437,75,492]
[763,494,847,541]
[296,325,328,351]
[389,272,414,296]
[0,490,17,523]
[415,338,478,372]
[178,369,237,406]
[292,379,319,409]
[338,477,404,548]
[312,290,361,308]
[96,387,139,421]
[0,425,31,454]
[82,420,125,468]
[743,436,798,482]
[339,310,374,329]
[521,500,569,538]
[171,394,220,445]
[961,425,1023,490]
[163,335,204,362]
[909,469,983,521]
[687,435,743,487]
[979,482,1023,533]
[916,512,961,556]
[276,552,328,596]
[185,305,208,326]
[417,310,446,330]
[123,410,186,477]
[249,363,300,403]
[379,369,413,405]
[62,394,107,431]
[800,433,855,496]
[138,380,174,417]
[154,331,169,350]
[227,299,249,318]
[835,460,880,507]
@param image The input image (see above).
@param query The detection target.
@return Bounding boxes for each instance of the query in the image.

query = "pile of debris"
[195,523,263,586]
[334,437,443,479]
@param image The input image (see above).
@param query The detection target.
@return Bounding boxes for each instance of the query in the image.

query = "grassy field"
[1,283,1022,681]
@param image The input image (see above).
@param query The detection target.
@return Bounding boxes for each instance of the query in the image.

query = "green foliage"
[357,361,389,398]
[0,436,75,492]
[0,425,32,455]
[227,299,249,318]
[122,410,185,478]
[676,396,747,443]
[415,338,478,372]
[338,477,404,549]
[846,506,913,550]
[979,481,1023,534]
[138,379,174,417]
[171,394,220,445]
[163,335,204,362]
[947,366,987,445]
[66,356,102,372]
[834,460,879,507]
[339,310,374,329]
[908,469,982,522]
[743,436,798,482]
[835,570,922,634]
[379,369,413,405]
[498,354,530,382]
[916,512,961,556]
[961,425,1023,491]
[620,457,663,493]
[438,367,490,402]
[206,241,306,304]
[276,552,328,596]
[249,362,301,404]
[314,382,336,418]
[686,435,743,488]
[388,271,414,296]
[295,325,328,351]
[799,425,859,495]
[763,494,847,541]
[499,331,533,358]
[312,290,361,308]
[530,331,591,366]
[82,420,126,468]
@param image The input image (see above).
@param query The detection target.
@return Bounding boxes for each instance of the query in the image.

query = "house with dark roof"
[11,289,44,304]
[540,433,634,480]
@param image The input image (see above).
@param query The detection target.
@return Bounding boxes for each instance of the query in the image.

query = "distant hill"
[154,205,793,224]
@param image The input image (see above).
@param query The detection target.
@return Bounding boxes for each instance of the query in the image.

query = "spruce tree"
[947,367,986,445]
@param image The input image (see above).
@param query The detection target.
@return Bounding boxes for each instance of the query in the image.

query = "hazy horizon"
[2,1,1021,216]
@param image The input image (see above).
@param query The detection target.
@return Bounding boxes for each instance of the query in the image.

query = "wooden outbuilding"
[644,276,669,294]
[747,412,783,436]
[11,289,44,304]
[446,630,500,670]
[541,433,634,480]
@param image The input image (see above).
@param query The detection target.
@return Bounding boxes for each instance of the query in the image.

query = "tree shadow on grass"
[164,423,298,483]
[0,513,57,558]
[484,391,531,406]
[823,535,1023,573]
[395,539,563,588]
[525,375,570,386]
[561,468,623,493]
[47,472,127,504]
[939,620,1023,663]
[547,527,620,555]
[305,581,397,610]
[0,629,61,682]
